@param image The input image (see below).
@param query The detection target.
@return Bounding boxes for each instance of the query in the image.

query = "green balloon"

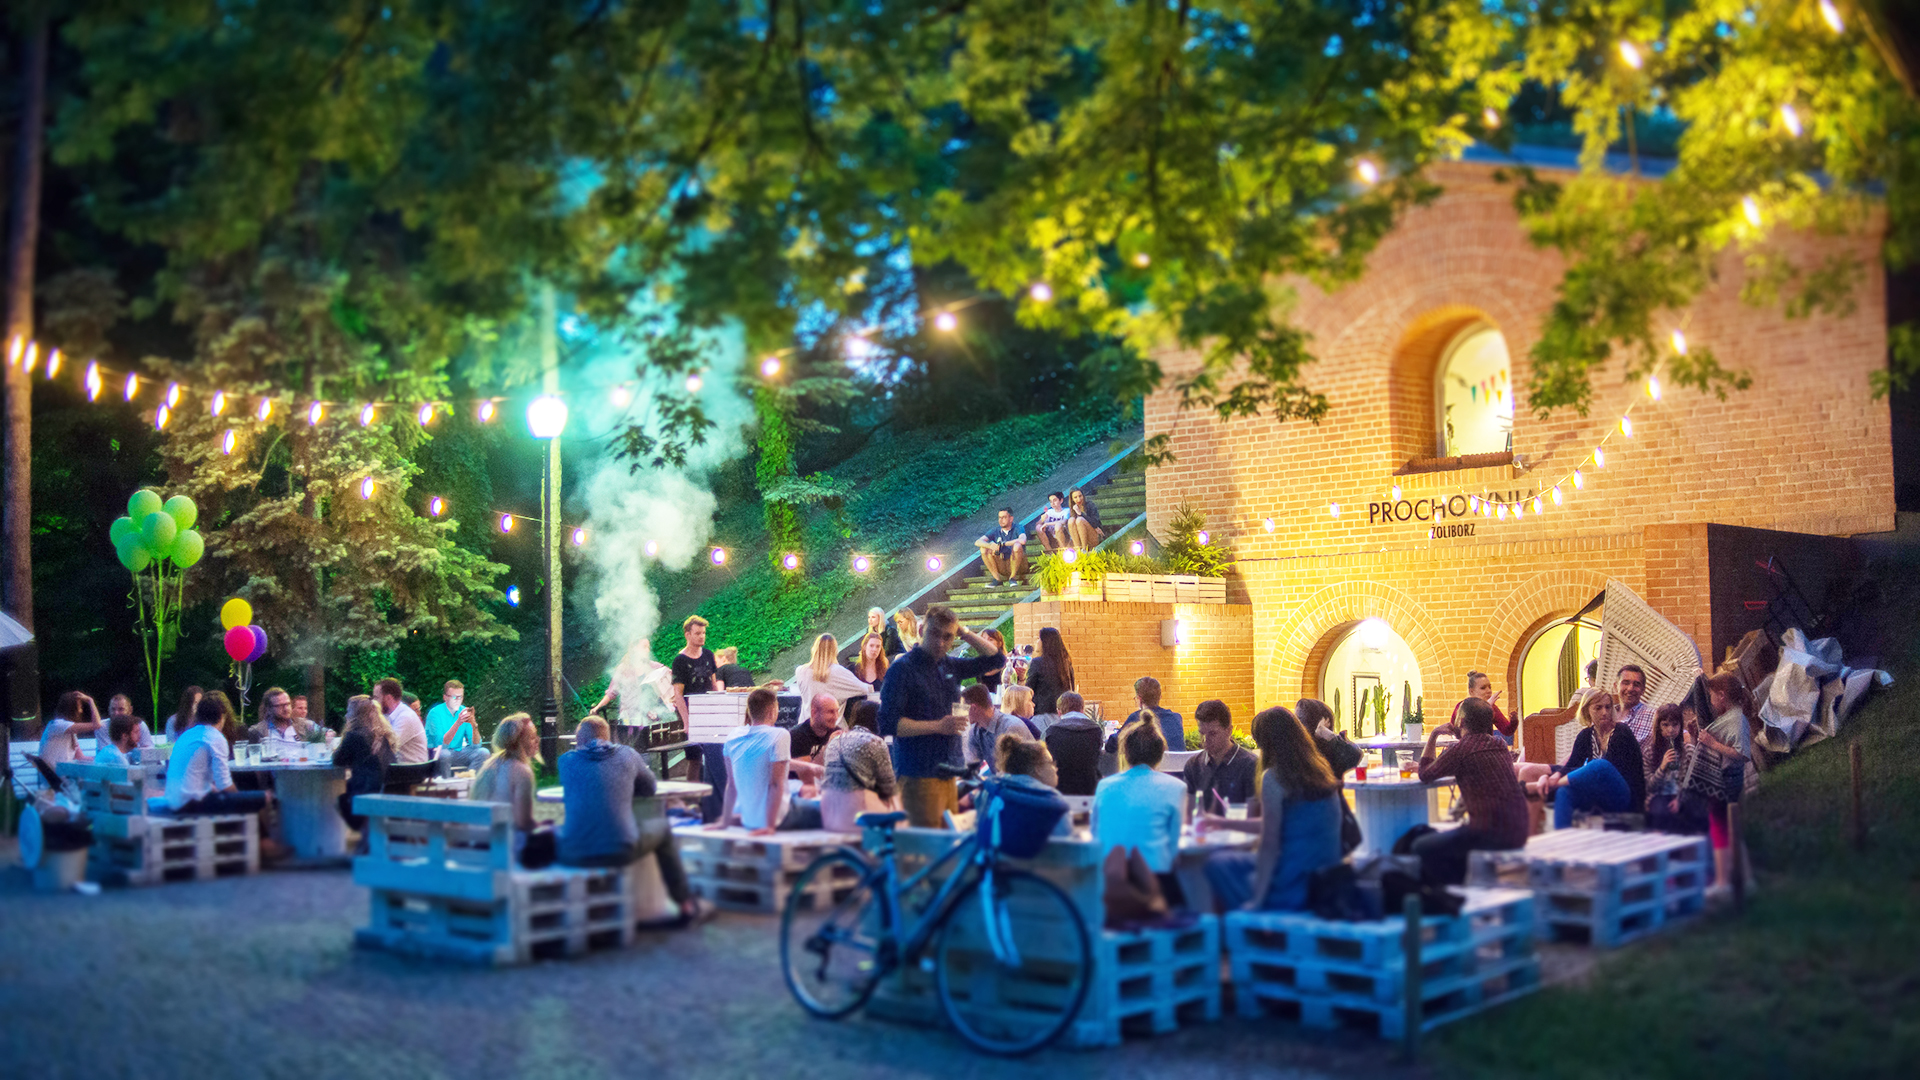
[109,516,138,548]
[170,528,205,568]
[117,542,151,572]
[142,511,178,553]
[163,495,198,531]
[128,489,164,521]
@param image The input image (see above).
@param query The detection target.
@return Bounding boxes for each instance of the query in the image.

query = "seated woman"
[1643,703,1708,834]
[819,701,900,832]
[468,713,555,868]
[1093,721,1189,927]
[1535,690,1646,829]
[1036,491,1072,552]
[331,695,395,840]
[1450,671,1515,742]
[994,733,1072,839]
[1065,487,1104,551]
[1413,697,1530,886]
[1200,706,1344,913]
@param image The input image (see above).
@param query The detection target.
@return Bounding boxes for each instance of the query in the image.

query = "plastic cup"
[1226,802,1247,821]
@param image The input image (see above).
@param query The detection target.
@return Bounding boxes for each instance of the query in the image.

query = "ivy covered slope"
[650,405,1130,670]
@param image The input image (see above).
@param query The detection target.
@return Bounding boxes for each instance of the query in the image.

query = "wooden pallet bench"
[1467,830,1710,948]
[862,827,1222,1049]
[674,826,860,913]
[1224,887,1540,1038]
[352,794,676,966]
[56,761,259,886]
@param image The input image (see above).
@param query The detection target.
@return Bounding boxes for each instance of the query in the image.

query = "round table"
[535,779,712,804]
[1348,777,1438,857]
[231,760,347,858]
[1354,736,1430,771]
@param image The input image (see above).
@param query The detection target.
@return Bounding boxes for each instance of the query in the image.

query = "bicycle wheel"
[932,867,1093,1055]
[780,849,888,1019]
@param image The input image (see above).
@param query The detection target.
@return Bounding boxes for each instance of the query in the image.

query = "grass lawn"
[1428,564,1920,1079]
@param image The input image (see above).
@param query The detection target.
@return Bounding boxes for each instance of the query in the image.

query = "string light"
[608,385,632,408]
[221,429,236,455]
[1028,283,1053,303]
[1132,252,1151,268]
[22,343,37,374]
[1820,0,1844,34]
[211,390,226,416]
[759,356,782,378]
[1355,159,1380,185]
[852,555,871,573]
[308,401,325,425]
[506,585,521,607]
[933,311,958,332]
[477,400,496,423]
[429,496,445,516]
[1329,503,1341,518]
[1671,328,1688,355]
[644,540,660,557]
[417,403,435,427]
[781,552,800,570]
[1470,496,1482,513]
[711,547,728,566]
[1647,376,1662,400]
[1497,503,1508,520]
[1618,41,1643,69]
[86,363,103,402]
[1389,484,1401,501]
[155,406,170,431]
[5,337,20,365]
[1533,496,1544,514]
[360,477,375,500]
[1780,103,1803,138]
[926,555,943,573]
[257,397,273,421]
[573,528,589,547]
[1197,530,1210,544]
[685,374,703,393]
[45,350,61,378]
[1595,447,1607,468]
[1551,485,1564,506]
[1482,107,1500,129]
[1130,540,1146,555]
[1621,416,1634,437]
[360,403,376,426]
[1062,548,1079,564]
[1263,518,1276,532]
[1742,196,1762,227]
[1573,468,1585,490]
[124,373,139,401]
[165,382,182,408]
[499,513,514,533]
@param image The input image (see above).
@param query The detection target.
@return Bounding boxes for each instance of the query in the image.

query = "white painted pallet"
[1468,830,1710,948]
[1224,887,1541,1037]
[685,693,750,742]
[91,813,260,885]
[675,826,859,913]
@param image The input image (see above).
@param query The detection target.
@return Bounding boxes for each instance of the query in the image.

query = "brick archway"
[1267,580,1453,715]
[1473,569,1612,706]
[1387,305,1490,463]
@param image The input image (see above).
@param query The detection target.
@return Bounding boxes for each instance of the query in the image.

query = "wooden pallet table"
[58,761,261,886]
[1224,887,1541,1038]
[1468,830,1710,948]
[675,826,859,913]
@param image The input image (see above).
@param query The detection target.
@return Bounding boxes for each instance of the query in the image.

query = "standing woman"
[792,633,877,709]
[1701,672,1757,889]
[1199,706,1344,913]
[332,695,396,844]
[977,629,1010,696]
[1450,671,1515,742]
[1535,691,1645,829]
[1024,626,1077,729]
[1065,487,1104,551]
[844,631,890,695]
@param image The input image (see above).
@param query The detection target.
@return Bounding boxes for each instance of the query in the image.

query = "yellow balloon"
[220,598,253,631]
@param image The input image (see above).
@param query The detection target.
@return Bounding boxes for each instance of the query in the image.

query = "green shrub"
[1163,503,1234,577]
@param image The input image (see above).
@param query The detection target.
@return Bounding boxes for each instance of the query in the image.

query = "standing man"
[974,508,1029,587]
[1616,665,1654,747]
[670,615,725,820]
[376,678,429,764]
[877,605,1005,827]
[249,687,317,746]
[425,680,489,773]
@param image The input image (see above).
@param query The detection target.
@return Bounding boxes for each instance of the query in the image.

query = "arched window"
[1435,325,1513,457]
[1319,618,1424,739]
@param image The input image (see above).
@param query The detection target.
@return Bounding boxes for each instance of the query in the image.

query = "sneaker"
[679,897,718,926]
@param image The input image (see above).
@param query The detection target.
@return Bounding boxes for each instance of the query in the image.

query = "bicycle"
[778,765,1094,1055]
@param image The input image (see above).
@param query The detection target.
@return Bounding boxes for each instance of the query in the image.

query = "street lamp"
[528,394,568,763]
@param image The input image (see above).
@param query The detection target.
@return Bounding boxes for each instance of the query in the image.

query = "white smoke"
[566,320,755,711]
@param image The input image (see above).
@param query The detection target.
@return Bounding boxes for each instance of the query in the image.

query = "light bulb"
[1533,496,1544,514]
[166,382,181,408]
[711,547,728,566]
[1497,503,1508,520]
[526,395,568,438]
[210,390,226,416]
[1130,540,1145,555]
[1551,485,1563,505]
[1263,518,1276,532]
[477,400,496,423]
[1028,282,1053,303]
[1573,469,1585,490]
[1595,447,1607,468]
[499,514,514,533]
[852,555,871,573]
[1514,501,1525,519]
[926,555,943,573]
[759,356,782,378]
[1390,484,1401,501]
[88,363,104,402]
[124,373,139,401]
[1329,503,1341,518]
[1618,41,1642,69]
[1621,416,1634,438]
[155,406,170,430]
[1820,0,1843,34]
[644,540,660,557]
[685,374,703,393]
[1062,548,1079,564]
[429,496,444,516]
[609,385,632,408]
[782,552,800,570]
[360,403,375,426]
[221,429,236,455]
[45,349,62,378]
[574,528,589,547]
[1470,496,1481,513]
[1356,159,1380,185]
[21,344,36,374]
[1482,107,1500,129]
[1648,375,1662,401]
[1197,530,1210,544]
[417,403,434,426]
[506,585,521,607]
[933,311,957,332]
[308,401,325,425]
[1132,252,1151,268]
[257,397,272,421]
[1743,196,1762,227]
[1780,103,1803,138]
[4,337,20,365]
[360,476,375,500]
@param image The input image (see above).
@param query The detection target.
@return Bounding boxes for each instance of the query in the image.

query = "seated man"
[711,688,792,835]
[93,714,144,768]
[376,678,430,765]
[249,686,319,747]
[1094,720,1189,927]
[1413,697,1530,887]
[963,684,1032,771]
[1036,491,1072,552]
[1181,699,1259,817]
[787,692,842,767]
[166,694,270,816]
[1105,676,1183,765]
[557,718,709,922]
[105,694,156,755]
[974,507,1030,586]
[1042,692,1104,796]
[424,680,490,774]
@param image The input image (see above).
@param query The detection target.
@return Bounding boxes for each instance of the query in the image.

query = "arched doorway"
[1435,324,1513,456]
[1517,617,1602,719]
[1319,618,1425,739]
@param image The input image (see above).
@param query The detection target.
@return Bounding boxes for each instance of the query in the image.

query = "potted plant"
[1163,504,1232,604]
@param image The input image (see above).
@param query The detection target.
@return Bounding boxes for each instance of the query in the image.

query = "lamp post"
[527,394,568,765]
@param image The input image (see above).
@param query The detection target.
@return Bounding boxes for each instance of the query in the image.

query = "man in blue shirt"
[877,605,1006,827]
[425,680,490,774]
[1129,677,1185,750]
[973,507,1029,586]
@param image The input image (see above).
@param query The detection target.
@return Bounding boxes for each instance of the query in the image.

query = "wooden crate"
[1225,887,1540,1037]
[1194,577,1228,604]
[1468,831,1709,948]
[91,813,260,886]
[686,692,750,742]
[675,826,859,913]
[1102,574,1153,603]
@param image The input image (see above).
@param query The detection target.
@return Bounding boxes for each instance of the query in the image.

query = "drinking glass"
[1226,801,1247,821]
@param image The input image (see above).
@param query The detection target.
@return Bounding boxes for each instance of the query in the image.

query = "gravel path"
[0,844,1421,1080]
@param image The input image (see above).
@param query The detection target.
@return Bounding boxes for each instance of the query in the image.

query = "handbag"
[1680,743,1730,802]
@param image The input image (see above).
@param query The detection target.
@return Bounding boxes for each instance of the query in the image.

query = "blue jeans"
[1554,758,1631,829]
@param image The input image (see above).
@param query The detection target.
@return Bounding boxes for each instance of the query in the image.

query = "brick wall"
[1010,601,1256,732]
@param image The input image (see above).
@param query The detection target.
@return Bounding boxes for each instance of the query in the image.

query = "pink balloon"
[224,625,255,664]
[246,625,269,663]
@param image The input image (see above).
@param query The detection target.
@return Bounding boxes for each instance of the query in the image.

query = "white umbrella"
[0,610,32,650]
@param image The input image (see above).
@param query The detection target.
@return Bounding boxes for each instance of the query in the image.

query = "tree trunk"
[3,20,48,634]
[307,661,327,729]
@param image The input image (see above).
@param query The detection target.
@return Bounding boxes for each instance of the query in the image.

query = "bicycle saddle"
[856,811,909,829]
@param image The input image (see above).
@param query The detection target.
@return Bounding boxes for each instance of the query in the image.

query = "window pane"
[1438,326,1513,456]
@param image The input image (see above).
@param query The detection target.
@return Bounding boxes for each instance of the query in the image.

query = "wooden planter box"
[1041,573,1104,601]
[1103,574,1155,603]
[1089,574,1227,604]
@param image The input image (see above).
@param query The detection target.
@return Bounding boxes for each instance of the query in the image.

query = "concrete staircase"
[944,467,1148,627]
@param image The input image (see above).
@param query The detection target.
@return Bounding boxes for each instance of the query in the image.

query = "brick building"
[1016,156,1891,744]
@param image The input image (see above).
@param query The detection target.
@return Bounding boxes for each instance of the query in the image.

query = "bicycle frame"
[859,785,1022,972]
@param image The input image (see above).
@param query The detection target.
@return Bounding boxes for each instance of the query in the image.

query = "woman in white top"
[790,634,875,708]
